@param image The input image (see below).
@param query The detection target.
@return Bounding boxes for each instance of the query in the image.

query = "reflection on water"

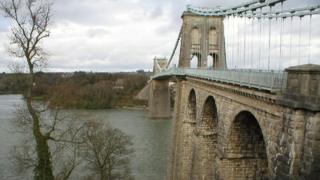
[0,95,172,180]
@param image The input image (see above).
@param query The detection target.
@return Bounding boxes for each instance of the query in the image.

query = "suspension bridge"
[137,0,320,179]
[153,0,320,90]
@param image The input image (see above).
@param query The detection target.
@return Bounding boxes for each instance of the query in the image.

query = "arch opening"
[179,89,197,179]
[207,55,213,69]
[221,111,268,179]
[208,53,219,69]
[190,53,201,68]
[190,27,201,68]
[191,96,218,179]
[199,96,218,133]
[187,89,197,122]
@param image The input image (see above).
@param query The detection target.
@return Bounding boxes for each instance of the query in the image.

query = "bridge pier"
[277,64,320,179]
[148,79,171,118]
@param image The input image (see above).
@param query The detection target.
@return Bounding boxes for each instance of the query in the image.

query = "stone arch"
[179,89,197,179]
[225,107,268,147]
[221,111,269,180]
[209,26,218,46]
[191,27,200,46]
[198,96,218,132]
[191,96,218,179]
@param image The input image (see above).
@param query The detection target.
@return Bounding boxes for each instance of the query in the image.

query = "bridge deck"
[152,68,287,92]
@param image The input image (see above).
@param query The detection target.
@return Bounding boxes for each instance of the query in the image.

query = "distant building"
[61,72,74,78]
[136,69,145,74]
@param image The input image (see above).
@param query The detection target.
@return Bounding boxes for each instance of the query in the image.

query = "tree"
[7,61,26,73]
[81,121,134,180]
[1,0,54,179]
[9,104,85,180]
[10,108,134,180]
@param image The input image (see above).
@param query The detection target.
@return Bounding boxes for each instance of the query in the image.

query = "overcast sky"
[0,0,319,72]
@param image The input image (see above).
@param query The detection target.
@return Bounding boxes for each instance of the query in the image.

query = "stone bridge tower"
[148,57,171,118]
[153,57,168,74]
[178,11,227,69]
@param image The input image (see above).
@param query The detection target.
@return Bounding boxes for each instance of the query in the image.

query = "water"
[0,95,172,180]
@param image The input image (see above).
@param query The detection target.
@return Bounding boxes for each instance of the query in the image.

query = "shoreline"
[114,106,148,110]
[0,94,148,110]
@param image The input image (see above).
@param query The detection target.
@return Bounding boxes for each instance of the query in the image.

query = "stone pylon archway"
[221,111,268,180]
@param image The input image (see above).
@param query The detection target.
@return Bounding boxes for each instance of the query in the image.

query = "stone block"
[278,64,320,111]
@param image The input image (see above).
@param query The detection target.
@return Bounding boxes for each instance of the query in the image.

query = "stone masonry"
[168,64,320,179]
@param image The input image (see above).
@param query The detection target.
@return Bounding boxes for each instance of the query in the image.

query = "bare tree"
[81,121,134,180]
[10,104,86,179]
[0,0,53,179]
[10,106,135,180]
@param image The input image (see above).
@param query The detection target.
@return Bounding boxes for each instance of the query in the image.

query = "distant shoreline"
[0,94,148,110]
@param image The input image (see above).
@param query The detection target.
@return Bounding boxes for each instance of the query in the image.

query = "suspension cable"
[232,15,235,69]
[258,8,262,70]
[166,25,183,69]
[251,16,254,69]
[298,16,302,65]
[289,16,293,66]
[237,16,241,69]
[243,13,247,68]
[267,6,272,71]
[308,14,312,64]
[279,2,284,70]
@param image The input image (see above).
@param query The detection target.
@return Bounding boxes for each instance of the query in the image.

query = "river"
[0,95,172,180]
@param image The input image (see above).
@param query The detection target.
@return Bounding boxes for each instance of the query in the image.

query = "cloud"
[86,28,110,38]
[0,0,319,72]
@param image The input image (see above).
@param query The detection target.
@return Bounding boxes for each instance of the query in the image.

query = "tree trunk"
[100,169,106,180]
[26,68,54,180]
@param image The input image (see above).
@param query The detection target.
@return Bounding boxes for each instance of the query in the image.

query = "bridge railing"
[153,68,287,92]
